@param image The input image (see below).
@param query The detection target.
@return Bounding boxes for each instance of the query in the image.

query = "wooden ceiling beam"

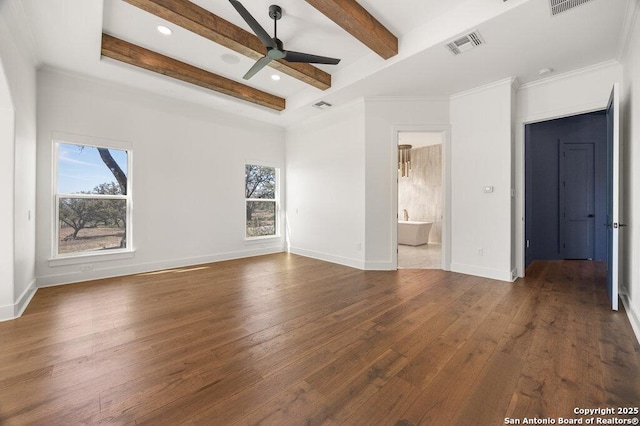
[101,34,286,111]
[304,0,398,59]
[123,0,332,90]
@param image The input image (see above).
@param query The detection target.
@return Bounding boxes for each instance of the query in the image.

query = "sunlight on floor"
[136,266,211,276]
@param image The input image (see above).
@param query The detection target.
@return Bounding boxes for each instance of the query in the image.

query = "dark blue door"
[560,143,595,259]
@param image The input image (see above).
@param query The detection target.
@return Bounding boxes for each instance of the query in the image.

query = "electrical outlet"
[477,248,483,256]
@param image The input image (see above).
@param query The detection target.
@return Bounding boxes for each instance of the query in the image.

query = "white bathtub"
[398,221,433,246]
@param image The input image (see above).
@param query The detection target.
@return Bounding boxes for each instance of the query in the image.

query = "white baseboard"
[15,279,37,316]
[0,279,37,322]
[0,304,14,322]
[289,247,365,270]
[37,246,285,288]
[620,292,640,346]
[450,262,514,282]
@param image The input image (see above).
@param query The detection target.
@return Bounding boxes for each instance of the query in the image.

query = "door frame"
[516,104,612,277]
[606,83,620,310]
[391,125,451,270]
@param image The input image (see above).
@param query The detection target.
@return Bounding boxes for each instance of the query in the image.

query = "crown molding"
[617,0,640,62]
[518,60,621,91]
[364,96,450,103]
[449,77,516,100]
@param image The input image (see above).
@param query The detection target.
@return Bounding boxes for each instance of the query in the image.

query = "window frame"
[51,134,133,263]
[244,163,280,241]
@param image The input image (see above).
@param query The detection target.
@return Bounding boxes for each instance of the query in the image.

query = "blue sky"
[58,144,128,194]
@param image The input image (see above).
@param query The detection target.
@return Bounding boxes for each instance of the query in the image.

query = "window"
[245,164,278,238]
[54,141,131,257]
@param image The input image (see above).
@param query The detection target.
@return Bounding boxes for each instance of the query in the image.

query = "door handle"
[611,223,629,228]
[588,214,595,218]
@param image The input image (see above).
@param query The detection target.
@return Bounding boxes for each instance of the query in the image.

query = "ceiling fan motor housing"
[269,5,282,20]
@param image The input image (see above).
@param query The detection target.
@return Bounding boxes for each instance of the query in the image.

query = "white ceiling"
[11,0,631,127]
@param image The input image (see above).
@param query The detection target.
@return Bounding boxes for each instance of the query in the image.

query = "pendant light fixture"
[398,144,412,177]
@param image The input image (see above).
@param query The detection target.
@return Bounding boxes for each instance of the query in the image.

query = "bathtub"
[398,221,433,246]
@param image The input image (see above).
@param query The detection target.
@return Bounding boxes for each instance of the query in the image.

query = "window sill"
[48,249,136,267]
[244,235,281,244]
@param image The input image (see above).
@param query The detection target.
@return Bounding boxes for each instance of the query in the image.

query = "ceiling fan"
[229,0,341,80]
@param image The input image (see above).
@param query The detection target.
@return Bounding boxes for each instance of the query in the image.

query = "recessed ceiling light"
[221,53,240,64]
[538,67,553,76]
[271,74,281,81]
[157,25,172,35]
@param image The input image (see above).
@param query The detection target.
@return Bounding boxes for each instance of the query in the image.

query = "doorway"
[524,111,607,266]
[397,131,444,269]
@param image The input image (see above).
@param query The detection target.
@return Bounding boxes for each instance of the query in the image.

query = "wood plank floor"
[1,254,639,425]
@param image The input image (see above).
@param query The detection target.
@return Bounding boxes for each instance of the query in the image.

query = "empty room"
[1,0,640,424]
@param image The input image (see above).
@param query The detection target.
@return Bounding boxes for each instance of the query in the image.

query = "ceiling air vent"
[445,30,485,56]
[312,101,333,110]
[549,0,594,16]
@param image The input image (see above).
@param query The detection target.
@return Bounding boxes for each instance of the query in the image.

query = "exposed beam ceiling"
[123,0,332,90]
[305,0,398,59]
[101,34,286,111]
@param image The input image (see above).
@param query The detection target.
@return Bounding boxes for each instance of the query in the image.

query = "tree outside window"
[245,164,277,238]
[55,142,131,256]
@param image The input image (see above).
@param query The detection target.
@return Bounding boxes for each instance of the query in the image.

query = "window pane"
[246,201,276,237]
[58,144,128,194]
[58,198,127,254]
[245,164,275,200]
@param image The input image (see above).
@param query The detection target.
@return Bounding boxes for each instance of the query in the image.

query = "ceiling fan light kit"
[229,0,341,80]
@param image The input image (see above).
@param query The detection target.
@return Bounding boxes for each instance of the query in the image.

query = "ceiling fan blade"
[243,56,273,80]
[229,0,276,49]
[283,50,341,65]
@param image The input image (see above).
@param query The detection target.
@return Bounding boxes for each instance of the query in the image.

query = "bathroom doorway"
[397,131,444,269]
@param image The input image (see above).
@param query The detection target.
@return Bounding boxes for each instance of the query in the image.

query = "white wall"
[285,97,450,271]
[0,1,37,321]
[0,59,15,320]
[516,61,623,124]
[363,98,450,270]
[450,79,515,282]
[36,70,285,286]
[621,5,640,341]
[285,101,366,268]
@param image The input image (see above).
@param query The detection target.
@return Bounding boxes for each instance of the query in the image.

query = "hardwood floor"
[1,254,639,425]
